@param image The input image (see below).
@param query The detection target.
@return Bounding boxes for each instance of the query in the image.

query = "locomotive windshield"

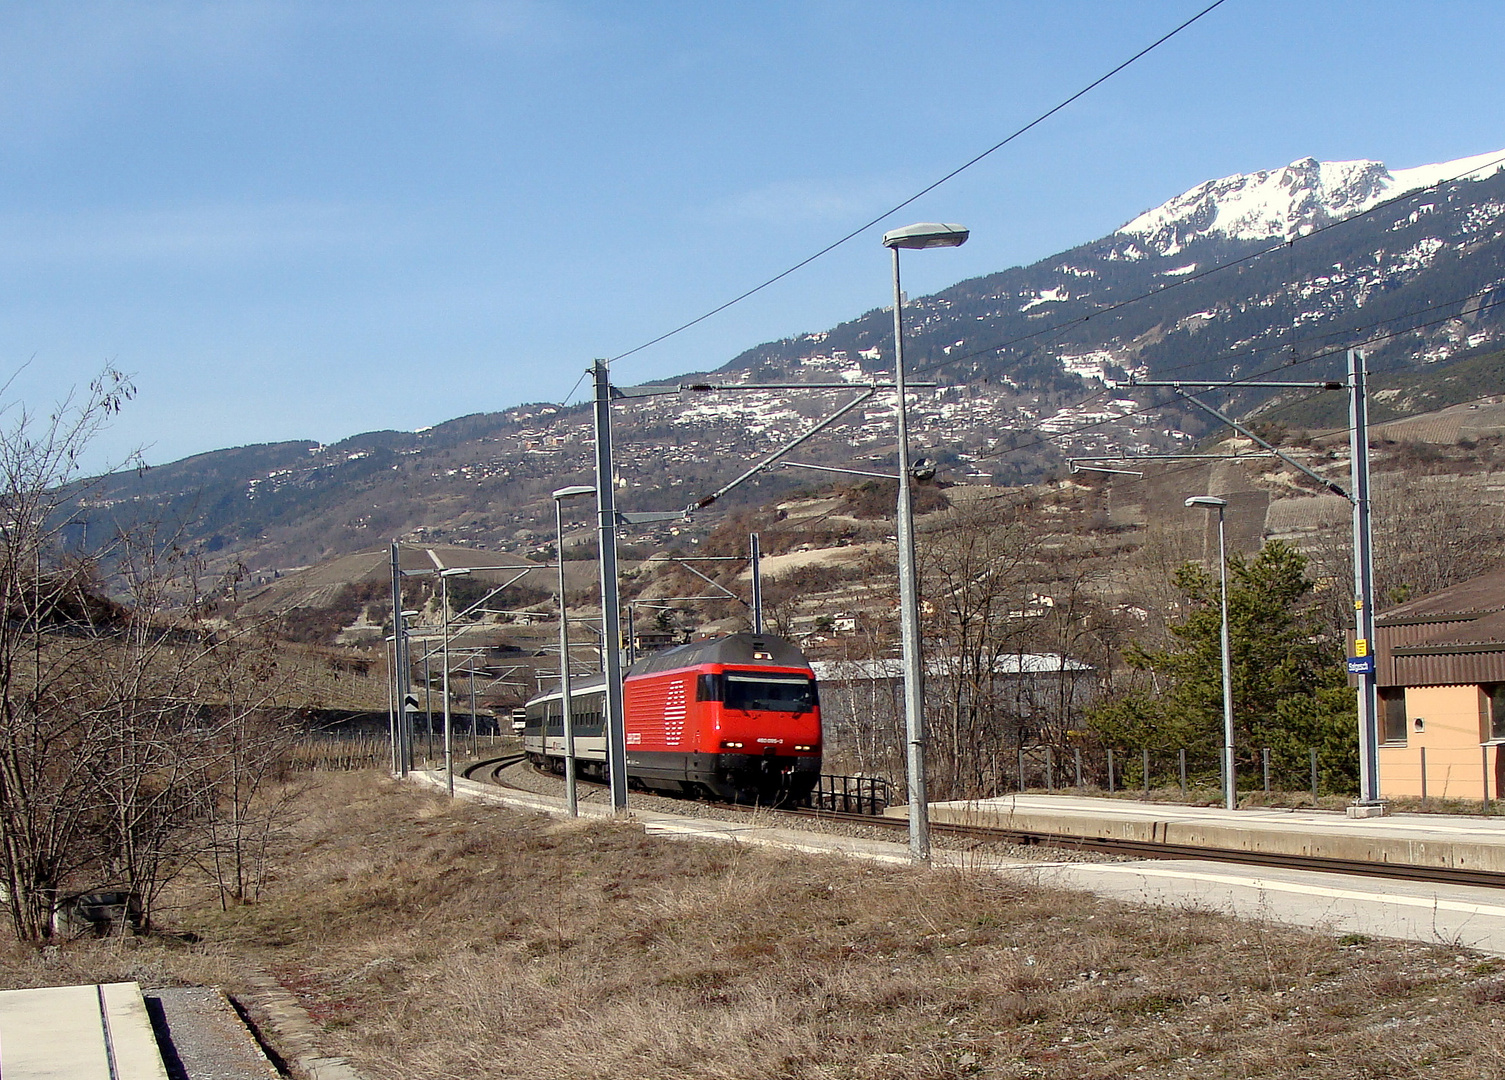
[702,672,817,712]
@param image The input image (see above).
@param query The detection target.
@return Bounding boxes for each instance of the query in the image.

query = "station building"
[1374,566,1505,800]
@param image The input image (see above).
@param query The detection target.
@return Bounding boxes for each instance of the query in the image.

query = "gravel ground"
[146,988,282,1080]
[485,757,1124,864]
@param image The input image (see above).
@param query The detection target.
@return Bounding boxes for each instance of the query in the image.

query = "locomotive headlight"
[793,744,815,752]
[720,740,744,749]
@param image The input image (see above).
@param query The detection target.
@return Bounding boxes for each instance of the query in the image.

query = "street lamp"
[1185,495,1236,811]
[882,221,969,863]
[439,569,471,797]
[553,484,596,817]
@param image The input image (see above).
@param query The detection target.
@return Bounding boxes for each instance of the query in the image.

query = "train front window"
[722,673,817,713]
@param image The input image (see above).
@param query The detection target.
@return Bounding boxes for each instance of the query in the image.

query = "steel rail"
[460,754,527,785]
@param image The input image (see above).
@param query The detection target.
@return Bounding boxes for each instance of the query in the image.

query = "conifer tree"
[1089,540,1358,794]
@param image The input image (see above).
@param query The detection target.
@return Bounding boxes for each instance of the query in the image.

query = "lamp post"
[439,568,471,797]
[882,221,969,862]
[1185,495,1235,810]
[553,484,596,817]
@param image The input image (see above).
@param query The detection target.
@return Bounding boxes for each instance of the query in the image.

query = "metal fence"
[813,774,894,815]
[1008,745,1337,803]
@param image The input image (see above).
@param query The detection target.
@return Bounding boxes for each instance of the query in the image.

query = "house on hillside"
[1374,566,1505,800]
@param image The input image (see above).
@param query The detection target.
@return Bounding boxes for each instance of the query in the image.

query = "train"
[521,632,822,804]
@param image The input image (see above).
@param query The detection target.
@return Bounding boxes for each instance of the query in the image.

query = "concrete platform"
[897,794,1505,873]
[0,981,168,1080]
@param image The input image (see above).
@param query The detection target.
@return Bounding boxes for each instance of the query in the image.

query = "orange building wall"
[1376,684,1500,799]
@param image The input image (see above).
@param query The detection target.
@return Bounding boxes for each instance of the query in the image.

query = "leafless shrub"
[0,371,311,939]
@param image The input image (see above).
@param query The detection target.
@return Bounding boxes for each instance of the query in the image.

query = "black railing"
[813,774,893,815]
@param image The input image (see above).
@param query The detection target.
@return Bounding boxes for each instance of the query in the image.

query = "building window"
[1485,684,1505,743]
[1379,687,1407,744]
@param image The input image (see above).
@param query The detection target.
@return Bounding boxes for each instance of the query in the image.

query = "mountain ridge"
[73,147,1505,577]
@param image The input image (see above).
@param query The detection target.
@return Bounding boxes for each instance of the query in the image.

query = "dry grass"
[8,773,1505,1078]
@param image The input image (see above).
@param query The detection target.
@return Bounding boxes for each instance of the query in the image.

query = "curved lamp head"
[1184,496,1229,510]
[882,222,970,250]
[552,485,596,501]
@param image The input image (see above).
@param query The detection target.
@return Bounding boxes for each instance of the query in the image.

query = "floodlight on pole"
[1185,495,1236,811]
[882,222,970,250]
[552,484,596,817]
[882,220,968,864]
[438,567,471,797]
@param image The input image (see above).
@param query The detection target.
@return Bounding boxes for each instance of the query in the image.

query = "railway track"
[462,755,1505,891]
[461,753,528,786]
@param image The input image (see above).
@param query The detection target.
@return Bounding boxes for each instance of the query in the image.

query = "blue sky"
[4,1,1505,472]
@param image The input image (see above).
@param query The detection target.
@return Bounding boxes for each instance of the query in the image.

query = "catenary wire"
[559,367,591,409]
[672,285,1501,489]
[966,291,1505,467]
[912,266,1505,431]
[967,342,1371,465]
[602,0,1230,369]
[589,151,1505,476]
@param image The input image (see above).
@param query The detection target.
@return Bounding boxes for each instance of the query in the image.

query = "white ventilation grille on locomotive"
[664,681,686,745]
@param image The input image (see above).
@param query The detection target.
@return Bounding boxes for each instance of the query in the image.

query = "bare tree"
[0,372,310,939]
[0,369,149,938]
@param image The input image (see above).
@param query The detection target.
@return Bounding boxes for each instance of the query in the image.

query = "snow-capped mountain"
[79,148,1505,571]
[1119,149,1505,256]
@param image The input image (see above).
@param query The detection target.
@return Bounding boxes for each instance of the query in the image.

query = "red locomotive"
[522,632,822,803]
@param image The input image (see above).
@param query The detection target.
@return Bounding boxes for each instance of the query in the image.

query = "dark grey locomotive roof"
[628,633,811,677]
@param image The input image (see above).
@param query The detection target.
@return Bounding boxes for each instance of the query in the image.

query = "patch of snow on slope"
[1058,350,1140,384]
[798,352,869,382]
[1020,286,1068,311]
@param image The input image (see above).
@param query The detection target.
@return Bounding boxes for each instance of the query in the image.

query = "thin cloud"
[0,200,393,268]
[700,177,914,228]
